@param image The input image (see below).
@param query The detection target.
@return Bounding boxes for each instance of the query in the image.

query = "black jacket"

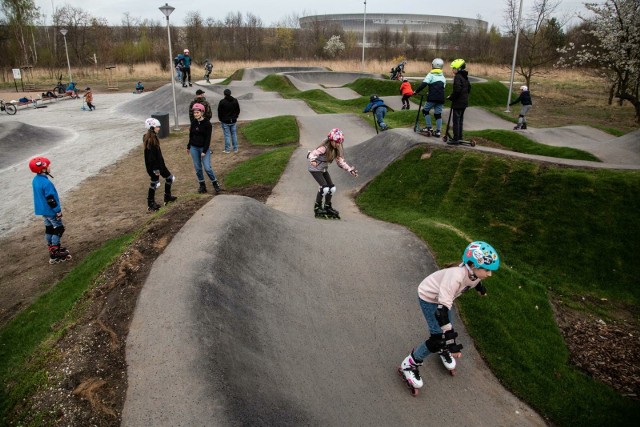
[217,95,241,124]
[510,91,532,106]
[449,70,471,109]
[143,134,167,177]
[187,118,213,152]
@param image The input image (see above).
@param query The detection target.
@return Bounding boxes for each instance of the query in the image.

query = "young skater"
[413,58,446,137]
[398,241,500,395]
[399,78,413,110]
[144,118,177,211]
[83,87,95,111]
[181,48,192,87]
[307,128,358,219]
[30,157,72,264]
[510,85,533,130]
[187,103,222,194]
[204,59,213,83]
[363,94,392,131]
[447,58,471,144]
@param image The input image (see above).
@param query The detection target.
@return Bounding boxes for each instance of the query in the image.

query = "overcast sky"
[35,0,587,30]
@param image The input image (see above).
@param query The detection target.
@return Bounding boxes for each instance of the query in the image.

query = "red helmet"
[327,128,344,144]
[192,103,205,112]
[29,156,50,173]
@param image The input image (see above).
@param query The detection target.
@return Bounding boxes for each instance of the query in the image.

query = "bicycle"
[0,100,17,115]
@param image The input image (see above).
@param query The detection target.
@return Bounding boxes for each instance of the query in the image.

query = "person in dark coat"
[217,88,241,153]
[447,58,471,144]
[143,118,176,211]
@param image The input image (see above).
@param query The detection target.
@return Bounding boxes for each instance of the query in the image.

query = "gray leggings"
[518,105,532,123]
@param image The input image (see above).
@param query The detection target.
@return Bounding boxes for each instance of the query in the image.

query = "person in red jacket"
[400,78,413,110]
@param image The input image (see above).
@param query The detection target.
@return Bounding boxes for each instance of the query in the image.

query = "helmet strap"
[463,263,477,280]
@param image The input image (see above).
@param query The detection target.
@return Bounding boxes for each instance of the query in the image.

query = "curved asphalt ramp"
[282,71,380,100]
[0,122,70,170]
[124,113,545,425]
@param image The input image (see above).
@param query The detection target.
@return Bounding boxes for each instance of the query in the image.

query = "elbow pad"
[435,304,450,328]
[46,195,58,209]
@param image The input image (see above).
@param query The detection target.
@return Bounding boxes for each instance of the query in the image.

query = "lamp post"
[59,28,72,83]
[506,0,524,112]
[159,3,179,131]
[361,1,367,71]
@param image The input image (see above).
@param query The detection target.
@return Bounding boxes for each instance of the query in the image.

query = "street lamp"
[361,1,367,71]
[159,3,179,131]
[506,0,524,112]
[59,28,72,83]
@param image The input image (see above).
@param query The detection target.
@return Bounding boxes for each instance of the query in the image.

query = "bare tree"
[0,0,40,66]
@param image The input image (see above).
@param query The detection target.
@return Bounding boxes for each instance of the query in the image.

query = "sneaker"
[233,150,238,153]
[433,130,441,137]
[420,127,433,133]
[222,150,230,154]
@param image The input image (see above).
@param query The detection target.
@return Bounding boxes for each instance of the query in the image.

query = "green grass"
[356,148,640,425]
[0,233,135,423]
[241,115,299,146]
[224,146,297,189]
[467,129,601,161]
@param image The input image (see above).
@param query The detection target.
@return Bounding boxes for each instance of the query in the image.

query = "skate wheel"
[411,388,419,396]
[470,140,476,147]
[449,369,456,376]
[442,136,448,142]
[65,255,72,261]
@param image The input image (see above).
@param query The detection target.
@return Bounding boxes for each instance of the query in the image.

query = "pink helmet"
[327,128,344,144]
[184,48,190,54]
[192,103,205,112]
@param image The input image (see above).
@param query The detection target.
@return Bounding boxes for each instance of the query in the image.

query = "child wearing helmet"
[398,241,500,395]
[399,78,413,110]
[187,103,223,194]
[363,95,392,131]
[413,58,446,137]
[447,59,471,144]
[509,85,532,130]
[182,48,192,87]
[29,157,72,264]
[83,87,95,111]
[307,128,358,219]
[144,118,177,211]
[204,59,213,83]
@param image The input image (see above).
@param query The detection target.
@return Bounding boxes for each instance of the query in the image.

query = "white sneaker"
[222,150,230,154]
[400,353,424,388]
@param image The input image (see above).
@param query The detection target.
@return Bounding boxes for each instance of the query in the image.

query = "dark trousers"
[452,108,466,141]
[182,67,191,85]
[310,171,334,205]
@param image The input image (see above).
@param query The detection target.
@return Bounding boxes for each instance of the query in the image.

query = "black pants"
[452,108,466,141]
[182,67,191,85]
[402,95,411,109]
[310,170,334,205]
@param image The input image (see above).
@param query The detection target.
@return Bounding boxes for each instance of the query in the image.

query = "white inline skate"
[398,352,424,396]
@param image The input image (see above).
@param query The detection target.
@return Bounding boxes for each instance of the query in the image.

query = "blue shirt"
[32,174,61,216]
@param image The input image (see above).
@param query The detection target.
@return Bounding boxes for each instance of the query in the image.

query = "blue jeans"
[189,146,218,183]
[221,122,238,152]
[412,298,454,361]
[374,107,388,129]
[43,216,64,245]
[422,102,444,130]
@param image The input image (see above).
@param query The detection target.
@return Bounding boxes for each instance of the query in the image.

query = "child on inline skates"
[509,85,532,130]
[307,128,358,219]
[30,157,72,264]
[144,118,177,211]
[412,58,446,137]
[399,241,500,395]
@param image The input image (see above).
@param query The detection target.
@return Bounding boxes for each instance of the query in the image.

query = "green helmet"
[451,58,466,70]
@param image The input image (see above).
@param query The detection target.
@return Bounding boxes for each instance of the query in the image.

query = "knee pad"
[434,113,442,120]
[165,175,175,184]
[149,180,160,189]
[52,225,65,237]
[321,186,331,196]
[425,334,444,353]
[329,186,336,195]
[45,225,56,235]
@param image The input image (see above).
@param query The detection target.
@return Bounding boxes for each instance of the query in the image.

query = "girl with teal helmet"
[462,241,500,271]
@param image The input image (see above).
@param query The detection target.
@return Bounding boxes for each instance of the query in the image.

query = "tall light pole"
[59,28,72,83]
[361,1,367,71]
[506,0,524,112]
[160,3,179,131]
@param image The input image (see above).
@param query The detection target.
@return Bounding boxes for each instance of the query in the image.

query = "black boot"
[521,123,527,129]
[324,203,340,219]
[164,182,177,205]
[148,188,161,212]
[198,182,207,194]
[212,180,223,194]
[314,202,327,218]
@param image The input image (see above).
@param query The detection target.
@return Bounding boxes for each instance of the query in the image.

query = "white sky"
[35,0,587,31]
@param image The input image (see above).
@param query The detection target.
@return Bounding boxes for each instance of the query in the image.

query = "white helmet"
[184,48,190,54]
[520,85,528,91]
[432,58,444,69]
[145,118,161,129]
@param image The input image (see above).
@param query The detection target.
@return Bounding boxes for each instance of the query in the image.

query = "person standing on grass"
[217,88,241,154]
[398,241,499,395]
[187,103,222,195]
[143,118,177,212]
[447,58,471,144]
[510,85,532,130]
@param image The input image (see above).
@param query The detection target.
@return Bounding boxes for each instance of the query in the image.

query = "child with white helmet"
[143,118,177,211]
[398,241,500,395]
[307,128,358,219]
[413,58,446,137]
[509,85,533,130]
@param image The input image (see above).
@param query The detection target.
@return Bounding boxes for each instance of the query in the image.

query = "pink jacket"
[417,265,481,313]
[307,145,355,173]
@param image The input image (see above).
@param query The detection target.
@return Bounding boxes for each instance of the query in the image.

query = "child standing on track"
[447,58,471,144]
[83,87,95,111]
[144,118,177,211]
[30,157,72,264]
[307,128,358,219]
[398,241,499,395]
[363,95,392,131]
[413,58,446,137]
[510,85,532,130]
[400,78,413,110]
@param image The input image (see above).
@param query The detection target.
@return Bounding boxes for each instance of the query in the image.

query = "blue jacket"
[182,55,191,68]
[363,98,389,114]
[32,174,61,216]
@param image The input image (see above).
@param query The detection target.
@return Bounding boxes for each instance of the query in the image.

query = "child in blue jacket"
[363,94,392,131]
[30,157,72,264]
